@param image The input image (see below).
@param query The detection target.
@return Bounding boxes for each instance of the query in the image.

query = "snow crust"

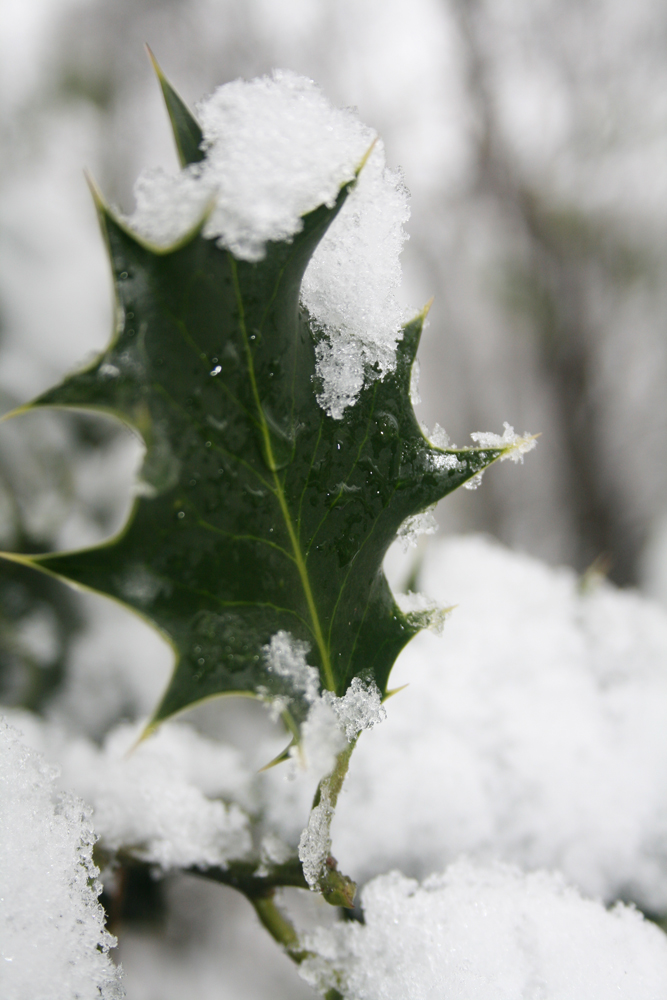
[304,145,409,419]
[0,719,123,1000]
[326,536,667,911]
[4,713,254,872]
[133,70,373,258]
[128,70,410,418]
[298,781,337,889]
[300,860,667,1000]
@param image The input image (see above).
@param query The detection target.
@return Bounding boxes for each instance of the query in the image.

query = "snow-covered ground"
[4,535,667,997]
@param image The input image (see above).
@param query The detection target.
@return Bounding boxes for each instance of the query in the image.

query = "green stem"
[115,852,346,991]
[251,894,306,958]
[188,857,309,895]
[314,738,356,812]
[252,895,345,999]
[191,861,311,963]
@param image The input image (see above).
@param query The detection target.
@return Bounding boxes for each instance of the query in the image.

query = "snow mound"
[128,70,410,418]
[325,535,667,911]
[0,718,123,1000]
[4,713,255,872]
[301,860,667,1000]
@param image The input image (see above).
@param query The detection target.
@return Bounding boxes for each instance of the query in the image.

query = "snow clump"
[0,718,123,1000]
[262,630,344,778]
[300,860,667,1000]
[128,70,410,419]
[328,536,667,912]
[263,631,385,778]
[263,629,320,706]
[325,676,386,742]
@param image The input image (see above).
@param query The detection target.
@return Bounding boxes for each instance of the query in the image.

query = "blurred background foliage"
[2,1,667,994]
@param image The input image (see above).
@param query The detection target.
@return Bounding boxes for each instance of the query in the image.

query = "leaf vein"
[197,518,296,562]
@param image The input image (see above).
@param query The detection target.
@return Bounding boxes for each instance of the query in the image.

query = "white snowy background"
[2,1,667,998]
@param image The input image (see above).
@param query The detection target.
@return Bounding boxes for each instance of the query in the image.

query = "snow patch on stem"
[297,679,385,891]
[263,631,385,890]
[298,781,336,890]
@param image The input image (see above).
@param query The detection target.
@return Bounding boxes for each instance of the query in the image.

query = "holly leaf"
[0,78,527,736]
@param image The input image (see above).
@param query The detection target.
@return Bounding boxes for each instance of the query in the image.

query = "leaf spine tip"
[355,137,378,177]
[129,720,158,754]
[501,431,540,463]
[144,43,163,81]
[0,550,36,569]
[0,403,31,424]
[383,683,409,701]
[83,169,107,213]
[420,296,435,320]
[258,740,296,772]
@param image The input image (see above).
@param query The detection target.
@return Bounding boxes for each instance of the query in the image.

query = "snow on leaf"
[470,422,537,463]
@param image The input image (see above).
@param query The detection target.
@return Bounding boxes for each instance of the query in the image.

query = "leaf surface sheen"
[7,93,506,734]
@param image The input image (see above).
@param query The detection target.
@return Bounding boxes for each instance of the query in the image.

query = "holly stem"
[250,893,306,959]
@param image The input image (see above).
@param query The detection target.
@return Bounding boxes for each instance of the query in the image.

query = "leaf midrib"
[229,256,335,692]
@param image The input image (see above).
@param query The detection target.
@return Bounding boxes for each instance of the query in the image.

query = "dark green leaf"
[1,153,516,737]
